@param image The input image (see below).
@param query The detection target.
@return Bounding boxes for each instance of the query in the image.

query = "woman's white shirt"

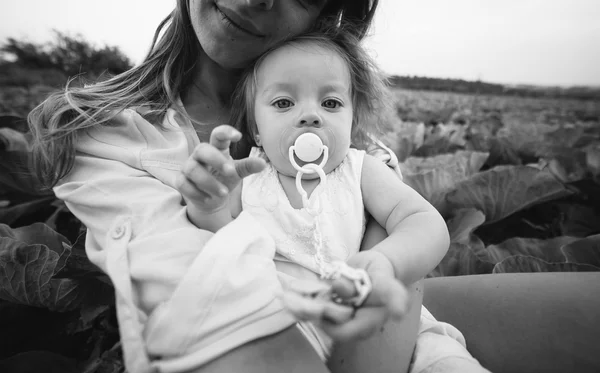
[54,107,295,372]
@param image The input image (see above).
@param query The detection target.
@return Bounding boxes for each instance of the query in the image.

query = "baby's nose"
[299,113,322,127]
[300,118,320,126]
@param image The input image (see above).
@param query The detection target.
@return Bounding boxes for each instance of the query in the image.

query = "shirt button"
[113,225,126,239]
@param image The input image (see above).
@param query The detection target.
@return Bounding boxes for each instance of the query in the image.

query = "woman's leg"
[328,279,423,373]
[423,273,600,373]
[191,325,329,373]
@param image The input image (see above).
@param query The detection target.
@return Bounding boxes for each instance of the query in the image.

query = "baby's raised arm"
[360,154,450,286]
[177,125,263,232]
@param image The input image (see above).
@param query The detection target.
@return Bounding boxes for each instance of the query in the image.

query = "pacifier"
[289,133,328,169]
[288,133,329,214]
[293,133,325,163]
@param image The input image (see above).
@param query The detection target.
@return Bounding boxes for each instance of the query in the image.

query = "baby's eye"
[273,99,293,109]
[322,99,342,109]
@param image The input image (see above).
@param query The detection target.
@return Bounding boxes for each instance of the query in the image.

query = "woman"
[28,1,599,373]
[30,1,428,372]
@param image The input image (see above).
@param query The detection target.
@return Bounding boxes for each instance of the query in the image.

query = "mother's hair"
[28,0,380,188]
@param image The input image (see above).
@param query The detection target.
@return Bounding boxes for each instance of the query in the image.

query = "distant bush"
[0,30,133,85]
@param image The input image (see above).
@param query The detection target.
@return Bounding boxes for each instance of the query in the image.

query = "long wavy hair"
[28,0,380,188]
[229,25,391,157]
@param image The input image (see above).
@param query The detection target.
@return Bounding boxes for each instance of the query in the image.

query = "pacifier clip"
[289,133,372,307]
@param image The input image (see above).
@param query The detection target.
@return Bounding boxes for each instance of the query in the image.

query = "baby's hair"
[230,23,392,156]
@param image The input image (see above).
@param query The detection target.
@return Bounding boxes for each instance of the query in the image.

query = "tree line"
[387,75,600,101]
[0,32,597,101]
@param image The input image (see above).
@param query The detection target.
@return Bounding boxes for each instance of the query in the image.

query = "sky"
[1,0,599,87]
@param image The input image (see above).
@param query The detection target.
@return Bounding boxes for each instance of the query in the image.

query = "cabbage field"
[385,89,600,276]
[0,87,599,371]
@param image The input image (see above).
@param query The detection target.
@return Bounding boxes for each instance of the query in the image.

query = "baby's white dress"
[242,147,490,372]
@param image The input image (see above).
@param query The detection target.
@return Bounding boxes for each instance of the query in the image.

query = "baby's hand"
[280,279,356,325]
[177,125,266,215]
[281,252,409,342]
[321,251,409,341]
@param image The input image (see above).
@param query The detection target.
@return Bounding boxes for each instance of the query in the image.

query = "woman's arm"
[360,154,450,286]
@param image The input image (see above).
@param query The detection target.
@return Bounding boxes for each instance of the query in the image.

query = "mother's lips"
[216,5,266,38]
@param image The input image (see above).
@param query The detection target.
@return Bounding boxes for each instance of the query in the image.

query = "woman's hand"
[281,250,409,342]
[176,125,266,230]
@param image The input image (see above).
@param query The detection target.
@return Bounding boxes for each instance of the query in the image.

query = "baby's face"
[253,42,353,178]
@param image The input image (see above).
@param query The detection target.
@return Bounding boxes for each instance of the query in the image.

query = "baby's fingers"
[176,176,213,204]
[185,144,233,196]
[190,142,236,175]
[367,273,409,319]
[322,302,355,325]
[234,157,267,180]
[210,125,242,153]
[281,291,354,325]
[320,307,387,342]
[281,291,326,321]
[330,277,358,300]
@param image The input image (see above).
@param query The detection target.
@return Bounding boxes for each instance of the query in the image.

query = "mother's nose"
[246,0,274,10]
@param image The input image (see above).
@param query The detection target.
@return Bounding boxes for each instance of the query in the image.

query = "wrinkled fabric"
[242,147,366,280]
[54,108,295,372]
[409,307,491,373]
[366,133,402,180]
[242,147,367,359]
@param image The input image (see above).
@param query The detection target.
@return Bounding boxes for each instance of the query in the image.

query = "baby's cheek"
[259,141,278,162]
[325,148,349,174]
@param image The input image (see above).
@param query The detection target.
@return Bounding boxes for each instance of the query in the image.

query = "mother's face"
[189,0,327,69]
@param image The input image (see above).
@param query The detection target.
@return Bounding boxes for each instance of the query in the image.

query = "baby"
[180,29,450,361]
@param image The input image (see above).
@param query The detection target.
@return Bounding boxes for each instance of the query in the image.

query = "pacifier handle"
[295,163,327,215]
[288,133,329,215]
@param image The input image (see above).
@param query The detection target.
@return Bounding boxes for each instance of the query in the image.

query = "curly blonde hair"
[229,24,392,156]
